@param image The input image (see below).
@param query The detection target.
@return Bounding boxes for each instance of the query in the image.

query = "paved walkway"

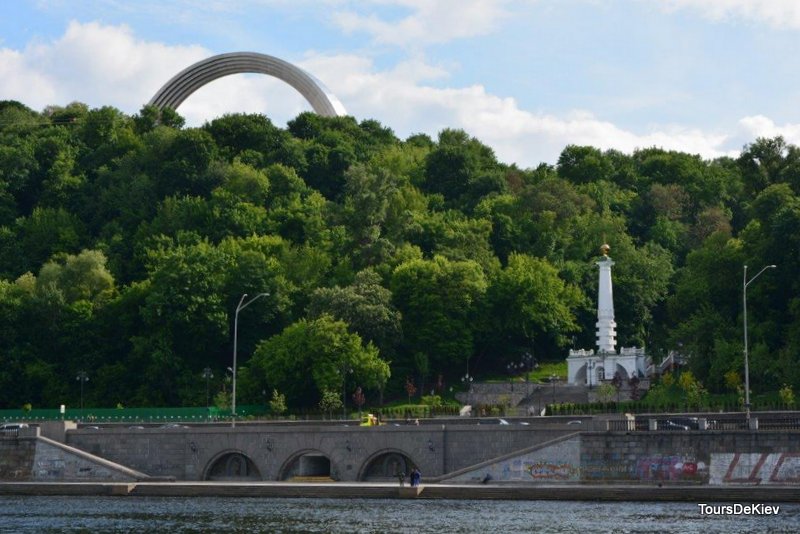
[1,481,798,502]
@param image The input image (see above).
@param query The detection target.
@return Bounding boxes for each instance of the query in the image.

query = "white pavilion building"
[567,244,650,386]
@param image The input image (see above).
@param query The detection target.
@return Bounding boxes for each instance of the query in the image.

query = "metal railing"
[606,415,800,432]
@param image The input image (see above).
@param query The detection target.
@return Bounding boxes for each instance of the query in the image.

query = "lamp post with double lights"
[232,292,269,425]
[743,264,776,424]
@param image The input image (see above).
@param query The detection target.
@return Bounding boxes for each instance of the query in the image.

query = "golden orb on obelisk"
[600,243,610,256]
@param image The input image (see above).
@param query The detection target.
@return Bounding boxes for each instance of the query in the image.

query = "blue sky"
[2,0,800,166]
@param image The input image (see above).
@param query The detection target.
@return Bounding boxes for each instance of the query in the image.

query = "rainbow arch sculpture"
[149,51,347,117]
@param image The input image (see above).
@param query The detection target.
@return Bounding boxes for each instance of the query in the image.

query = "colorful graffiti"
[712,453,800,485]
[635,455,707,481]
[580,455,708,482]
[527,461,579,480]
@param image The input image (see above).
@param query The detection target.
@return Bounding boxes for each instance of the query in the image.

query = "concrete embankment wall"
[64,423,575,481]
[0,438,35,480]
[0,429,148,482]
[13,420,800,486]
[442,430,800,485]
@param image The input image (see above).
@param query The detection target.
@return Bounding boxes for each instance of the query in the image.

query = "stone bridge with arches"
[64,421,574,482]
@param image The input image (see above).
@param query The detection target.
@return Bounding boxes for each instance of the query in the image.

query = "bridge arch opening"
[203,450,261,481]
[279,449,333,481]
[358,449,417,482]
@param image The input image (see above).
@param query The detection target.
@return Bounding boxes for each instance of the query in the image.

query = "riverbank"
[1,481,798,502]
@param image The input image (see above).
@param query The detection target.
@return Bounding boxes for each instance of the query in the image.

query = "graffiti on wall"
[447,438,582,483]
[582,455,708,482]
[635,455,708,481]
[711,453,800,485]
[527,461,579,480]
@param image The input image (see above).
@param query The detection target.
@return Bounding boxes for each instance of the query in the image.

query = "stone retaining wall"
[0,432,144,482]
[445,430,800,485]
[65,424,573,481]
[0,438,35,480]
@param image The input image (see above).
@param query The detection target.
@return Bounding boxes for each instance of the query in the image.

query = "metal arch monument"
[148,51,347,117]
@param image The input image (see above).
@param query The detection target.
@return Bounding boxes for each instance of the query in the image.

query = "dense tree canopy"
[0,99,798,410]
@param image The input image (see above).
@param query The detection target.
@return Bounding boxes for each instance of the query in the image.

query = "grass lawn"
[529,361,567,383]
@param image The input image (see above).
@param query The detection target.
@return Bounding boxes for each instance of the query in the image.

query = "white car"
[0,423,29,430]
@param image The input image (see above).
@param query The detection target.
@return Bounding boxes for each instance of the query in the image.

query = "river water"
[1,496,799,533]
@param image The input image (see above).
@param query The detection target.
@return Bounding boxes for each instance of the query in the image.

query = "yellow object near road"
[359,413,382,426]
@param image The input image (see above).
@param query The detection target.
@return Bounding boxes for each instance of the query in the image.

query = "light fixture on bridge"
[345,439,352,452]
[427,439,435,452]
[264,438,274,452]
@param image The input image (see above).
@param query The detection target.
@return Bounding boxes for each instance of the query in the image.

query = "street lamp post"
[743,264,776,423]
[550,374,557,405]
[461,373,474,408]
[76,371,88,422]
[202,367,213,418]
[522,352,534,399]
[506,362,519,392]
[536,385,541,415]
[232,292,269,426]
[341,366,352,420]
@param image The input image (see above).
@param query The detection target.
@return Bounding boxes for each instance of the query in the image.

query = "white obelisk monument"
[567,243,650,386]
[596,243,616,354]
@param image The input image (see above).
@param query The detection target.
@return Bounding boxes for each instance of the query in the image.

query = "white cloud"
[332,0,511,47]
[658,0,800,30]
[301,53,737,165]
[739,115,800,144]
[0,20,756,166]
[0,20,207,112]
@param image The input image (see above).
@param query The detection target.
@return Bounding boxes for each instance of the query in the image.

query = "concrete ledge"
[1,482,799,502]
[398,486,423,498]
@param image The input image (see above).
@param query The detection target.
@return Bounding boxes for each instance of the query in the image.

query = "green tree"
[483,253,585,365]
[678,371,708,409]
[269,389,288,415]
[779,384,796,408]
[422,128,505,209]
[37,249,115,304]
[319,389,343,419]
[248,315,390,407]
[391,255,487,383]
[307,269,402,358]
[597,383,616,403]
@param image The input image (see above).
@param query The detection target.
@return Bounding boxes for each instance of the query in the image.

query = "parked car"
[0,423,29,429]
[0,423,29,432]
[664,417,700,430]
[160,423,189,429]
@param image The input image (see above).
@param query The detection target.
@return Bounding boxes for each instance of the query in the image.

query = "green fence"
[0,405,267,423]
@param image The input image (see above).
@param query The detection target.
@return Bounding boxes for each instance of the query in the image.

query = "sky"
[2,0,800,167]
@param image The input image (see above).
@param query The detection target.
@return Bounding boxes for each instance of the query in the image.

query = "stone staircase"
[455,379,652,411]
[456,382,590,409]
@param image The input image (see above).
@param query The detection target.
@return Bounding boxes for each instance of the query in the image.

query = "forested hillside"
[0,100,798,410]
